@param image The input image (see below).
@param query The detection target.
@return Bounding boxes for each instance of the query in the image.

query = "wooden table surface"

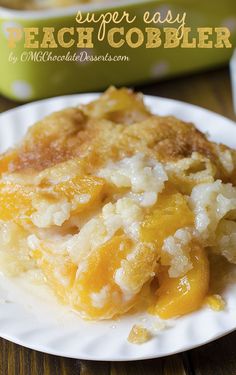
[0,67,236,375]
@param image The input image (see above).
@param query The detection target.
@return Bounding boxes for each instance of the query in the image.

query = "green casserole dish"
[0,0,236,101]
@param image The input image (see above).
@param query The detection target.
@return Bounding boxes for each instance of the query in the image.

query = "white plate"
[0,94,236,361]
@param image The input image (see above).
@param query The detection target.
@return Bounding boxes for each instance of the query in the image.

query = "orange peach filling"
[0,175,105,223]
[0,152,17,175]
[0,169,211,320]
[27,182,209,320]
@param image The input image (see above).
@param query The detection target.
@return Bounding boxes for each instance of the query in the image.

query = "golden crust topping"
[3,87,235,186]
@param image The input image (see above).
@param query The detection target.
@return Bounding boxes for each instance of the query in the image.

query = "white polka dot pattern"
[12,81,33,100]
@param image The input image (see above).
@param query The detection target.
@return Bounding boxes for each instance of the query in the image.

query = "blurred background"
[0,0,236,101]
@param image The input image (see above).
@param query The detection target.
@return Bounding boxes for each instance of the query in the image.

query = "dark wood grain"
[0,67,236,374]
[188,331,236,375]
[0,96,17,113]
[141,67,236,122]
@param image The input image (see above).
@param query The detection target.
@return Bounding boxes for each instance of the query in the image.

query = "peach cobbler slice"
[1,87,236,321]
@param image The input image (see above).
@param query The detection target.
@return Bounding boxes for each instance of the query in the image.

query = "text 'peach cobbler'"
[0,87,236,320]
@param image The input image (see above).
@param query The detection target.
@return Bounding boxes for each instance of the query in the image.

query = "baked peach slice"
[141,185,194,251]
[151,244,209,319]
[71,235,136,319]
